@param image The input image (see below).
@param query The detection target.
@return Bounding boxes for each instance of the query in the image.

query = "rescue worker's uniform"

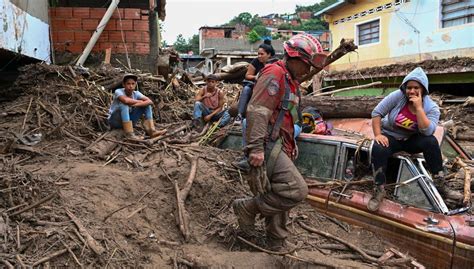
[232,33,326,250]
[244,60,308,245]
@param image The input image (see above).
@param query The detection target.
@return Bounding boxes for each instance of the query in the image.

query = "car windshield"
[395,159,436,211]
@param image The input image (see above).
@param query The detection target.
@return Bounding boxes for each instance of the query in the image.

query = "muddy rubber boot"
[191,118,204,132]
[433,171,448,195]
[144,119,167,138]
[122,121,143,140]
[232,198,258,235]
[267,236,296,253]
[367,185,385,212]
[232,157,250,172]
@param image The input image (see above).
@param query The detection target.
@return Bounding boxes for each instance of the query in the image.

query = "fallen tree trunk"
[213,69,247,83]
[301,39,358,82]
[456,131,474,142]
[301,96,383,118]
[168,153,199,242]
[312,81,382,97]
[455,157,472,205]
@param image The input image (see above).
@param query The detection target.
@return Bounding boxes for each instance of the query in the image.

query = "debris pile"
[0,63,427,268]
[440,96,474,142]
[325,56,474,80]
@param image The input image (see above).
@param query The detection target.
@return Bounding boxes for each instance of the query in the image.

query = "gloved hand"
[248,165,270,195]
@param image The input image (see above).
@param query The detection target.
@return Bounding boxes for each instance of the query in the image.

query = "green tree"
[295,0,338,13]
[278,23,293,30]
[173,34,191,53]
[247,30,261,43]
[252,25,270,37]
[249,15,264,29]
[188,34,200,54]
[172,34,200,54]
[295,18,327,31]
[230,12,253,26]
[271,32,282,40]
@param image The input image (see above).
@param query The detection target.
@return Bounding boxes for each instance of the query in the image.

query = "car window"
[396,160,435,211]
[295,140,338,181]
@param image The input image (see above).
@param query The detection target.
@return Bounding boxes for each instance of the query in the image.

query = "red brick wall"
[262,18,272,26]
[201,29,225,39]
[50,7,150,55]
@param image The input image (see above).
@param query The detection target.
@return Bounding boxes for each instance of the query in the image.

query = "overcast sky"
[162,0,319,44]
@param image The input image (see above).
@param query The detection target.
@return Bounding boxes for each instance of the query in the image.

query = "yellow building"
[317,0,474,71]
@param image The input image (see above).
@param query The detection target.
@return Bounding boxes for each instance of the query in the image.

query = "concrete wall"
[388,0,474,59]
[325,0,474,71]
[0,0,50,62]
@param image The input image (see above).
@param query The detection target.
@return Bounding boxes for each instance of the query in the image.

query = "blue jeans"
[108,103,153,129]
[193,101,231,127]
[237,84,254,116]
[241,118,301,148]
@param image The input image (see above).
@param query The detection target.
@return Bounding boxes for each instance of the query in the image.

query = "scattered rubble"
[0,62,439,268]
[1,59,473,267]
[325,56,474,80]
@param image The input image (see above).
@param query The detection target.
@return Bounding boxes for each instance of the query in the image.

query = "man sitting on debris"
[232,34,326,251]
[368,67,446,212]
[108,73,166,139]
[192,74,231,130]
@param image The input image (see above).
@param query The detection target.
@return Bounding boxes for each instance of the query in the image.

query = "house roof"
[261,13,279,19]
[314,0,351,17]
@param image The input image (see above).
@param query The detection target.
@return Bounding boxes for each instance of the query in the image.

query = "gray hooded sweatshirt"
[371,67,440,140]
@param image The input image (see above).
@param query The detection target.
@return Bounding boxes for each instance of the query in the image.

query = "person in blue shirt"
[368,67,445,211]
[108,73,166,140]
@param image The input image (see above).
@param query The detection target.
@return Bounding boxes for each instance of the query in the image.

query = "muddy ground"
[0,63,471,268]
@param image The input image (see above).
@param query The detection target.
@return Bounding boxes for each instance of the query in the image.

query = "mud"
[0,63,420,268]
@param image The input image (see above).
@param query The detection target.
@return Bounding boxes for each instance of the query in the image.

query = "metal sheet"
[0,0,50,62]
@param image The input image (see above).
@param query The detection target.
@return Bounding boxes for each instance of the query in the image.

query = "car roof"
[298,118,444,145]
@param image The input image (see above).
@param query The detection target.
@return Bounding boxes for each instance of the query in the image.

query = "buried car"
[219,118,474,268]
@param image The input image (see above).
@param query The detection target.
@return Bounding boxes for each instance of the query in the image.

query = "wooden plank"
[104,48,112,64]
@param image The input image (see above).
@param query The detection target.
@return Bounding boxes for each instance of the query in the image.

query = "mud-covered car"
[220,118,474,268]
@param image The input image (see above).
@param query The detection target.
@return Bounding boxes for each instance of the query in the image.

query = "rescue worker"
[368,67,445,211]
[192,74,231,131]
[108,73,166,139]
[232,34,326,251]
[233,40,296,171]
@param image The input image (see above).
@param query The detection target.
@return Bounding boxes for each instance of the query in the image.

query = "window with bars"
[442,0,474,28]
[357,19,380,45]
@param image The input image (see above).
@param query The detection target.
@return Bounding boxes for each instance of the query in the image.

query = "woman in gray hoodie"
[367,67,445,212]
